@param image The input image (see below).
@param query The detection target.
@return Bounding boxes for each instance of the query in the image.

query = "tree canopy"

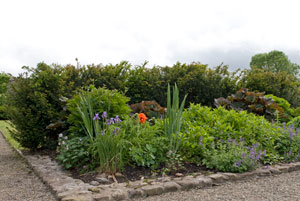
[250,50,300,76]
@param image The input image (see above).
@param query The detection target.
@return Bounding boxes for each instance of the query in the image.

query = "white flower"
[58,142,61,146]
[64,136,68,140]
[62,141,65,145]
[59,133,63,138]
[66,146,69,150]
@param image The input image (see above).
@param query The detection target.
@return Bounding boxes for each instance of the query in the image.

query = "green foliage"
[0,72,11,120]
[164,84,187,153]
[0,120,23,150]
[120,115,168,169]
[250,50,300,76]
[202,140,263,173]
[215,88,285,121]
[265,94,293,121]
[176,63,240,107]
[287,117,300,129]
[57,135,91,169]
[240,69,300,107]
[274,125,300,162]
[6,63,66,150]
[181,104,284,163]
[67,86,131,137]
[90,119,124,174]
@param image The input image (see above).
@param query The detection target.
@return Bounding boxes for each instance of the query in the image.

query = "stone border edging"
[2,131,300,201]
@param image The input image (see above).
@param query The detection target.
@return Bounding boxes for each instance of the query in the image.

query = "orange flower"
[138,113,148,123]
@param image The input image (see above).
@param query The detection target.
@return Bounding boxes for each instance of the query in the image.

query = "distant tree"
[250,50,300,76]
[0,72,11,119]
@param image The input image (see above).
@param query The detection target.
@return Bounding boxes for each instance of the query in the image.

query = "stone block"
[141,185,164,196]
[163,181,181,192]
[176,179,199,190]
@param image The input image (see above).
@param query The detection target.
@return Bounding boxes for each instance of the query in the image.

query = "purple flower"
[264,165,270,169]
[283,122,286,130]
[241,153,246,158]
[101,111,108,119]
[114,115,122,123]
[235,160,242,167]
[106,118,115,126]
[263,150,266,156]
[215,136,219,141]
[250,149,256,159]
[288,150,292,158]
[255,150,262,162]
[93,113,100,120]
[113,127,120,135]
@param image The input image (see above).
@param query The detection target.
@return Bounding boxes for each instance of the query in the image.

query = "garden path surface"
[140,171,300,201]
[0,133,56,201]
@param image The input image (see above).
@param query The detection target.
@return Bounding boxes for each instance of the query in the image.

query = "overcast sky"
[1,0,300,75]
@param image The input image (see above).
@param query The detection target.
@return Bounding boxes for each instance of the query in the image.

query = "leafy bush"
[265,94,292,121]
[239,69,300,107]
[202,140,265,173]
[120,115,168,169]
[288,117,300,129]
[215,88,284,121]
[181,104,285,163]
[57,135,91,169]
[0,72,10,120]
[274,124,300,162]
[6,63,66,150]
[67,86,131,137]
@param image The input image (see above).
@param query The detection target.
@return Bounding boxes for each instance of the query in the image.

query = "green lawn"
[0,120,23,150]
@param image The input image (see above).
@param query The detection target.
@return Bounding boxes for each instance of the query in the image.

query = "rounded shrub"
[67,85,131,136]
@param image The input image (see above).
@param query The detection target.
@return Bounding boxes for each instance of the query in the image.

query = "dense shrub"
[0,72,11,120]
[6,63,66,149]
[240,69,300,107]
[67,86,131,137]
[215,88,285,121]
[120,115,168,169]
[202,140,265,173]
[177,63,240,107]
[180,104,285,164]
[265,94,293,121]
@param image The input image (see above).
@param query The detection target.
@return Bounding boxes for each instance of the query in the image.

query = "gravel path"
[0,133,56,201]
[141,171,300,201]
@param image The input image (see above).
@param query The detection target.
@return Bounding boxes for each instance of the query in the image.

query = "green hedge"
[5,61,300,150]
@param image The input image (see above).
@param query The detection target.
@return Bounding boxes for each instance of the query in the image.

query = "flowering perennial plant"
[90,111,124,174]
[138,113,148,123]
[202,138,265,173]
[57,134,90,169]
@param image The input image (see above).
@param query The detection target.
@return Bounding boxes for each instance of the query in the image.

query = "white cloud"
[1,0,300,75]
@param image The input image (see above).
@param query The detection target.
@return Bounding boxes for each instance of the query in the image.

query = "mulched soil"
[29,149,213,184]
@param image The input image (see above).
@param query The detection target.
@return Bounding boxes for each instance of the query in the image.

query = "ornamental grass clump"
[90,112,124,174]
[164,83,187,153]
